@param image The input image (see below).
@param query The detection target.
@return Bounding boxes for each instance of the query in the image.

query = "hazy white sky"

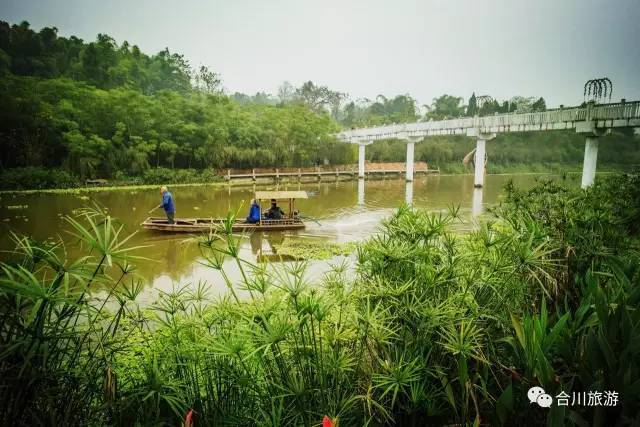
[2,0,639,107]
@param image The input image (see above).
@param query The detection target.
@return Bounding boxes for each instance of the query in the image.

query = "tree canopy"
[0,21,351,179]
[0,19,636,188]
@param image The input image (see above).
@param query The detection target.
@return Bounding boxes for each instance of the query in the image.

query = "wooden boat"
[141,216,305,232]
[141,190,308,233]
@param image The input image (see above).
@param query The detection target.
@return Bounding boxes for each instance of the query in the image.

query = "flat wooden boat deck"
[141,217,305,233]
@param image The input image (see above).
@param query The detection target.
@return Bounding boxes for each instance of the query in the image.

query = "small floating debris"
[7,205,28,210]
[2,218,10,222]
[78,195,89,201]
[193,206,200,210]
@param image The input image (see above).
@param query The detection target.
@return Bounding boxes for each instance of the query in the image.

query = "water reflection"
[249,232,284,258]
[472,187,484,218]
[357,178,365,205]
[405,180,414,205]
[0,174,575,304]
[249,231,263,254]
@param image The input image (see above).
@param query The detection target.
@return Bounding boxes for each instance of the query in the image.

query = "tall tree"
[294,81,346,116]
[193,65,221,94]
[467,92,478,116]
[277,81,295,104]
[425,95,465,120]
[531,97,546,112]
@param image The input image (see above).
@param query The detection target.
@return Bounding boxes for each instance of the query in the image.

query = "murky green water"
[0,174,580,302]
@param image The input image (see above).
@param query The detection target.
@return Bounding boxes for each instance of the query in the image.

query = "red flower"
[322,415,333,427]
[184,409,194,427]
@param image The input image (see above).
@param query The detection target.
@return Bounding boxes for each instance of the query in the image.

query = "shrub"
[0,167,79,190]
[1,174,638,426]
[141,167,221,185]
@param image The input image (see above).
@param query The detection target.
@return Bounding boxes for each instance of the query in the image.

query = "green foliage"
[0,75,346,181]
[1,19,640,426]
[0,166,79,190]
[0,20,191,93]
[2,174,638,425]
[340,94,419,127]
[138,167,220,185]
[272,239,356,260]
[2,19,638,192]
[0,207,145,424]
[231,91,279,106]
[425,94,465,120]
[495,173,640,293]
[0,20,351,188]
[467,92,478,116]
[292,81,346,118]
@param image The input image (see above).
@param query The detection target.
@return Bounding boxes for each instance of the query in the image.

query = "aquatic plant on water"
[272,238,357,260]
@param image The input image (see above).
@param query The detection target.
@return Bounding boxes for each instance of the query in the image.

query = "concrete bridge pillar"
[405,141,415,182]
[470,132,496,188]
[358,144,366,179]
[581,136,599,188]
[474,139,486,188]
[576,122,609,189]
[403,136,422,182]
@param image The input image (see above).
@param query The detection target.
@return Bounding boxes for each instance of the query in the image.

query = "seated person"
[265,199,285,219]
[246,199,261,223]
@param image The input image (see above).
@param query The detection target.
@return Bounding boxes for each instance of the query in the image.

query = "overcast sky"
[2,0,639,107]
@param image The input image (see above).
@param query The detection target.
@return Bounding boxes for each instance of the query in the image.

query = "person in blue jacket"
[156,186,176,224]
[246,199,261,223]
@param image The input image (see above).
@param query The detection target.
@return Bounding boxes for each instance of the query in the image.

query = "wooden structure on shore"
[225,167,439,181]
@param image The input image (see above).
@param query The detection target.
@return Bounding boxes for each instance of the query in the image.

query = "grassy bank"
[1,162,636,194]
[434,161,638,174]
[1,174,639,425]
[0,180,230,195]
[0,166,226,192]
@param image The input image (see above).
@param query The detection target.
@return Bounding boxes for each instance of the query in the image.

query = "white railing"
[476,107,585,128]
[337,101,640,142]
[590,101,640,120]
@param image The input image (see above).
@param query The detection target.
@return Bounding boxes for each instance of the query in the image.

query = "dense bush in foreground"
[0,175,638,426]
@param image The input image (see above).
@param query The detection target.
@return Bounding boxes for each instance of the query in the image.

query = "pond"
[0,173,580,303]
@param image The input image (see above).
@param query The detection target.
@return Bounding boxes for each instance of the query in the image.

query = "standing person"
[156,186,176,224]
[246,199,261,223]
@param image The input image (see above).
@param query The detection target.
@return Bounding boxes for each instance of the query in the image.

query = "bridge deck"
[338,101,640,142]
